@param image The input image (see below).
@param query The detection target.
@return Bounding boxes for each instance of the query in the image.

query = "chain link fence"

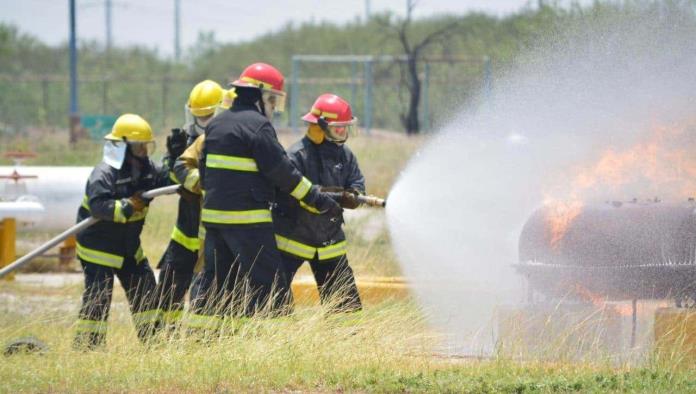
[0,76,195,136]
[0,57,491,137]
[286,55,492,133]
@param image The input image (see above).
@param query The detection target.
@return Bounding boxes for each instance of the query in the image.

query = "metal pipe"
[174,0,181,61]
[68,0,79,143]
[105,0,112,52]
[0,185,179,279]
[290,56,300,132]
[363,59,373,134]
[422,62,430,131]
[0,200,45,222]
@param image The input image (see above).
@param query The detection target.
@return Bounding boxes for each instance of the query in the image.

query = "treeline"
[0,0,692,134]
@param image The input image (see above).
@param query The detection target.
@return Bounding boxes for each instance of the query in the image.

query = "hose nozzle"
[357,195,386,208]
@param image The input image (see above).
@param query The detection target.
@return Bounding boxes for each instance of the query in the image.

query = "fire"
[544,199,583,248]
[573,284,633,316]
[568,123,696,195]
[543,119,696,246]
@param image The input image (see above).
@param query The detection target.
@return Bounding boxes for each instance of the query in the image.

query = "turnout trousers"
[74,256,160,349]
[155,196,201,325]
[189,226,291,329]
[282,252,362,313]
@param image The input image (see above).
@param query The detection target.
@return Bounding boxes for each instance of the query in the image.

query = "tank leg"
[630,298,637,348]
[526,280,534,304]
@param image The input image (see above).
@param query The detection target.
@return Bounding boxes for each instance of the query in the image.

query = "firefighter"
[171,125,207,303]
[74,114,171,349]
[273,94,364,313]
[189,62,342,329]
[154,80,228,328]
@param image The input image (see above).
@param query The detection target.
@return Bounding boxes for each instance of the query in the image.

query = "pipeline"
[0,185,180,279]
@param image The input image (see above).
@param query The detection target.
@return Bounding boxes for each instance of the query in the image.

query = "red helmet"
[231,63,286,113]
[232,63,284,92]
[303,94,358,143]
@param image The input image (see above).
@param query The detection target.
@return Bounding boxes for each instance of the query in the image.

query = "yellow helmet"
[188,80,224,117]
[220,88,237,110]
[105,113,153,142]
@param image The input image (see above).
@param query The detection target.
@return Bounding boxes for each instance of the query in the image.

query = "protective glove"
[166,128,187,161]
[340,189,362,209]
[313,191,343,216]
[127,191,149,212]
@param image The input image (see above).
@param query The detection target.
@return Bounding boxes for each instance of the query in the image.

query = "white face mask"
[103,140,127,169]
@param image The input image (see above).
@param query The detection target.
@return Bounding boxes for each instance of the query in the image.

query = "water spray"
[386,5,696,357]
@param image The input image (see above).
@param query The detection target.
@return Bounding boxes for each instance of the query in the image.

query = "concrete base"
[291,276,409,306]
[654,307,696,363]
[497,303,623,360]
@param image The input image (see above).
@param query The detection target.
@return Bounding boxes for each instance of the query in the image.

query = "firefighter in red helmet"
[273,93,364,313]
[188,63,342,330]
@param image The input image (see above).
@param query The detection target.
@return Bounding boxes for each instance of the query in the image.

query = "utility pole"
[365,0,370,21]
[105,0,112,51]
[174,0,181,61]
[69,0,80,143]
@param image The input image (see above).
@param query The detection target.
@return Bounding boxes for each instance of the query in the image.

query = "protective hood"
[103,140,127,169]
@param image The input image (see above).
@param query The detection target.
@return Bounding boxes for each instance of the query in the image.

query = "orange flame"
[569,123,696,195]
[543,119,696,246]
[544,199,583,248]
[573,284,633,316]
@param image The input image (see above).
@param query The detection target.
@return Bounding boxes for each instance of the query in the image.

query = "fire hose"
[0,185,180,280]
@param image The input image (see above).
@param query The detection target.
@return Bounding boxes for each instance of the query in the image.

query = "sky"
[0,0,581,57]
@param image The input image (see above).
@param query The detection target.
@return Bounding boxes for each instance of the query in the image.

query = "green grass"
[1,283,696,392]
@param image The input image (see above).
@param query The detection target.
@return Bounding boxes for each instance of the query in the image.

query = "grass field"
[2,285,696,392]
[2,130,696,392]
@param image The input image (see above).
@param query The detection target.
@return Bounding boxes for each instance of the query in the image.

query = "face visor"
[184,102,196,129]
[262,89,286,114]
[127,140,156,158]
[318,117,359,144]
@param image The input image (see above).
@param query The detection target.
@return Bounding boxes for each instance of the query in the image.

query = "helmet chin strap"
[257,92,268,118]
[317,117,330,133]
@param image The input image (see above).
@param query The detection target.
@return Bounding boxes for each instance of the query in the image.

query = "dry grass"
[1,284,696,392]
[5,130,696,391]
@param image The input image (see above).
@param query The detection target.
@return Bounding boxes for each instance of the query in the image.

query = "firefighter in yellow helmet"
[74,114,171,349]
[154,80,231,328]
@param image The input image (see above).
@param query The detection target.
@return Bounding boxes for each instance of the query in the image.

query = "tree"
[379,1,460,134]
